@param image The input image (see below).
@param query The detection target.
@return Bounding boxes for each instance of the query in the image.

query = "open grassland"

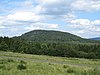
[0,51,100,75]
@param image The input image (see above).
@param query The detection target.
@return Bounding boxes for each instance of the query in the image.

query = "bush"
[0,65,6,69]
[7,59,14,62]
[63,65,69,68]
[67,68,74,73]
[20,60,27,64]
[82,70,88,75]
[17,60,27,70]
[17,63,26,70]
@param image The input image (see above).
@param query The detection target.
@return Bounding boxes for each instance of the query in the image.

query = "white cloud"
[93,20,100,25]
[7,12,42,22]
[71,0,100,11]
[35,0,100,16]
[0,17,5,28]
[35,0,73,15]
[10,28,19,32]
[0,11,59,31]
[25,23,59,30]
[0,26,5,28]
[68,19,100,27]
[0,10,59,35]
[40,0,59,4]
[70,19,91,26]
[35,5,45,14]
[63,13,77,22]
[67,18,100,37]
[25,26,42,30]
[48,24,58,28]
[22,0,34,7]
[40,0,67,5]
[77,30,86,34]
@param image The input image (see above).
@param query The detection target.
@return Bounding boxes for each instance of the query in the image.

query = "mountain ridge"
[17,30,97,43]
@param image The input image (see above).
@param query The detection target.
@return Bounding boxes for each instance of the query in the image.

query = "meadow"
[0,51,100,75]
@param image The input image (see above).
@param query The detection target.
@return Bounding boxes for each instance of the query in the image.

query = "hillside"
[1,30,100,59]
[19,30,95,43]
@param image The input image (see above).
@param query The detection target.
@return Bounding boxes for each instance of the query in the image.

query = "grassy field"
[0,51,100,75]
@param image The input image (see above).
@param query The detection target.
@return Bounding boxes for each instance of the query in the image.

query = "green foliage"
[0,41,9,51]
[20,30,97,43]
[17,60,27,70]
[67,68,75,73]
[63,65,69,68]
[0,30,100,59]
[7,59,14,62]
[0,52,100,75]
[20,60,27,64]
[0,65,6,69]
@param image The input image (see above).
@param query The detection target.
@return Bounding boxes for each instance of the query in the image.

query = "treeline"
[0,37,100,59]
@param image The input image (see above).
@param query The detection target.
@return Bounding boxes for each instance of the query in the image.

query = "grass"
[0,51,100,75]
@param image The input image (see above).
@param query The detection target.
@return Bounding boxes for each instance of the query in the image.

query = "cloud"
[0,10,59,36]
[25,22,59,30]
[66,18,100,37]
[0,0,100,37]
[7,12,43,22]
[93,20,100,25]
[35,0,73,15]
[71,0,100,11]
[71,19,100,25]
[35,0,100,16]
[70,19,91,26]
[0,26,5,29]
[39,0,70,6]
[21,0,34,7]
[0,10,59,27]
[0,17,5,28]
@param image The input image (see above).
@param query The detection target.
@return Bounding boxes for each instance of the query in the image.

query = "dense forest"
[0,36,100,59]
[19,30,99,43]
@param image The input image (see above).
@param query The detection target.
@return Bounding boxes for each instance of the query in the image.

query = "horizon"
[0,0,100,38]
[0,29,99,39]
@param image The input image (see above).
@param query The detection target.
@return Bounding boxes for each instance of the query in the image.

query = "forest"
[0,36,100,59]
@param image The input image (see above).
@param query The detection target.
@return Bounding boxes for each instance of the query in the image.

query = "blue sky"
[0,0,100,38]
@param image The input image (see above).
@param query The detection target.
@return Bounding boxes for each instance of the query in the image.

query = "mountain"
[18,30,97,43]
[89,37,100,40]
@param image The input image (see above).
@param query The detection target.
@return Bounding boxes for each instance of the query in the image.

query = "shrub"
[82,70,88,75]
[48,63,53,65]
[7,59,14,62]
[63,65,69,68]
[0,65,6,69]
[17,60,27,70]
[67,68,74,73]
[17,63,26,70]
[20,60,27,64]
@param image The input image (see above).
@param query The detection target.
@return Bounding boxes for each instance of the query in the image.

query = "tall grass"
[0,51,100,75]
[0,58,100,75]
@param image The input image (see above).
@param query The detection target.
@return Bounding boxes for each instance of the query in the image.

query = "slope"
[19,30,95,43]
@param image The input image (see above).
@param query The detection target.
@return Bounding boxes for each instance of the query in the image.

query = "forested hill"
[18,30,96,43]
[0,30,100,59]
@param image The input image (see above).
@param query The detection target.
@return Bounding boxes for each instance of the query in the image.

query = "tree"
[87,52,96,59]
[0,41,9,51]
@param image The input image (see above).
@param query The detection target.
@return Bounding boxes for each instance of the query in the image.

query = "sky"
[0,0,100,38]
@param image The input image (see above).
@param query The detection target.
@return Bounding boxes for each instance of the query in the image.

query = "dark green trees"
[0,36,100,59]
[0,41,9,51]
